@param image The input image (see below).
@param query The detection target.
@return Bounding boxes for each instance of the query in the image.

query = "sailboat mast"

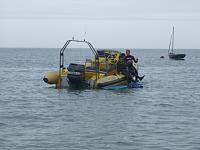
[168,31,172,54]
[172,26,174,54]
[168,27,173,54]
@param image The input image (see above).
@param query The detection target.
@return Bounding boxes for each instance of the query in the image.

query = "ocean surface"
[0,48,200,150]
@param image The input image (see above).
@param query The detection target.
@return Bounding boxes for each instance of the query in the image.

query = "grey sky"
[1,0,200,48]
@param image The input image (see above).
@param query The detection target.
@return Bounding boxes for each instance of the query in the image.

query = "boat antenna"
[72,35,75,40]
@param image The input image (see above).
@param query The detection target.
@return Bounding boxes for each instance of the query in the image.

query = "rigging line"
[172,26,175,53]
[168,29,173,54]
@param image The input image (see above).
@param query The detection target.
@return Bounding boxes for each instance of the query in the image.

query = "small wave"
[115,141,135,146]
[153,103,177,108]
[0,122,7,126]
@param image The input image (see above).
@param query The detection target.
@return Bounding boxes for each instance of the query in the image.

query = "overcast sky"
[1,0,200,48]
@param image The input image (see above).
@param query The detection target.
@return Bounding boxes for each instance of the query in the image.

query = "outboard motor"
[67,63,85,85]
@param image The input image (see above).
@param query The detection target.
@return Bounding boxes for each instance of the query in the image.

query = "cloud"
[1,0,200,21]
[1,0,200,48]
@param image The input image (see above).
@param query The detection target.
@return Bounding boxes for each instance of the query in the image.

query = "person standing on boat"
[125,49,144,81]
[117,53,134,83]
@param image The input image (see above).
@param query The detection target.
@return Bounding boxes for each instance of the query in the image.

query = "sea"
[0,48,200,150]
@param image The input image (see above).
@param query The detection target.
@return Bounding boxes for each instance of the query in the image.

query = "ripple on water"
[0,48,200,150]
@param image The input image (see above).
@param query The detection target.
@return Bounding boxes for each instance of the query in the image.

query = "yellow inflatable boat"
[43,39,138,89]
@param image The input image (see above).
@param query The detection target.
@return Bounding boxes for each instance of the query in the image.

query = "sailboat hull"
[169,53,186,60]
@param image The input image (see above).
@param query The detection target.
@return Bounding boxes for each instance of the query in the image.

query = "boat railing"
[59,39,100,84]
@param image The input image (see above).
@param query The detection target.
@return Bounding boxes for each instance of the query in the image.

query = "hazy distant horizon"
[1,47,200,50]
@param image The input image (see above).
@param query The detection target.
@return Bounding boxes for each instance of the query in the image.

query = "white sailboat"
[168,27,186,60]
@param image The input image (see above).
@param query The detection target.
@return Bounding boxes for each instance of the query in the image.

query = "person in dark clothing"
[126,50,138,63]
[125,49,144,81]
[117,53,134,83]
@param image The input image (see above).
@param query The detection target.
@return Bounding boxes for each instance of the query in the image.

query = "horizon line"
[0,47,200,50]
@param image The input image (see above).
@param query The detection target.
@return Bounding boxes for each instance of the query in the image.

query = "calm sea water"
[0,48,200,150]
